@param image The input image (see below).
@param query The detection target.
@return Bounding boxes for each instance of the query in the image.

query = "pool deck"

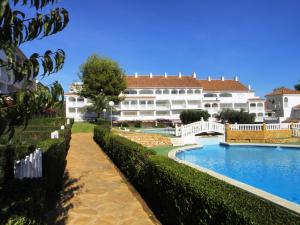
[168,144,300,214]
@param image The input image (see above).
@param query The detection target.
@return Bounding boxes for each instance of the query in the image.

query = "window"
[194,89,201,94]
[171,89,178,94]
[131,100,137,105]
[140,100,146,105]
[204,103,211,108]
[155,89,162,94]
[250,103,256,108]
[187,89,193,94]
[220,103,233,109]
[284,97,288,107]
[163,89,169,94]
[212,103,218,108]
[140,111,154,116]
[156,111,170,116]
[148,100,154,105]
[69,97,76,102]
[219,93,232,97]
[68,108,76,113]
[124,89,137,94]
[258,113,264,117]
[123,101,130,105]
[179,89,185,95]
[139,89,153,94]
[77,97,84,102]
[257,103,263,108]
[204,93,217,97]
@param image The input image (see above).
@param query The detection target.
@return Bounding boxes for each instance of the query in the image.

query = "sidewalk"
[54,133,159,225]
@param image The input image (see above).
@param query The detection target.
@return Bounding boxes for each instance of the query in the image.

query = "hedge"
[180,110,210,124]
[0,118,72,224]
[94,125,300,225]
[0,178,47,225]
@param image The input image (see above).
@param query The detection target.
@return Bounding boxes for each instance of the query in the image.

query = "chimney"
[179,72,182,78]
[192,72,196,78]
[164,72,167,78]
[234,76,238,81]
[150,72,153,78]
[135,72,138,78]
[208,76,211,82]
[221,76,225,81]
[248,84,252,90]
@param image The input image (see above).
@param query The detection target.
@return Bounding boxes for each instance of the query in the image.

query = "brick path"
[53,133,159,225]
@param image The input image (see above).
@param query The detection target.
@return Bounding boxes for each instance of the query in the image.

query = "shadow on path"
[46,171,83,225]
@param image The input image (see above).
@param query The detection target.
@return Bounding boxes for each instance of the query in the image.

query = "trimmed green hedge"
[0,178,47,225]
[94,125,300,225]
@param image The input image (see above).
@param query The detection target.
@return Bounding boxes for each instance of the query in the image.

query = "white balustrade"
[14,149,42,179]
[230,124,262,131]
[292,128,300,137]
[176,121,225,137]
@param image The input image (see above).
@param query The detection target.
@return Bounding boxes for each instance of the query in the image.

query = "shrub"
[94,125,300,225]
[180,110,210,124]
[134,121,142,128]
[218,109,255,124]
[0,178,47,225]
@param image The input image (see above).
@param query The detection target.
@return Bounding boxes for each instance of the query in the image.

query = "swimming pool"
[138,127,175,135]
[176,144,300,205]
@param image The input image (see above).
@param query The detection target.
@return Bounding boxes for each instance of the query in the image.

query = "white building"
[65,74,266,122]
[0,48,36,94]
[266,87,300,122]
[65,82,97,121]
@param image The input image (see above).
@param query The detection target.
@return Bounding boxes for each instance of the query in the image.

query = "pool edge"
[168,145,300,215]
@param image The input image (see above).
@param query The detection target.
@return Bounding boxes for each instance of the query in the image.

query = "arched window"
[69,97,76,102]
[155,89,162,94]
[171,89,178,94]
[77,97,84,102]
[257,103,263,109]
[179,89,185,95]
[124,89,137,94]
[187,89,193,94]
[204,93,217,97]
[163,89,169,94]
[139,89,153,94]
[204,103,211,108]
[219,93,232,97]
[250,103,256,108]
[194,89,201,94]
[284,97,288,107]
[212,103,218,108]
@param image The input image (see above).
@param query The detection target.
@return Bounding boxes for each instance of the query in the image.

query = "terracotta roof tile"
[125,75,249,91]
[197,80,249,92]
[266,88,300,96]
[126,75,200,88]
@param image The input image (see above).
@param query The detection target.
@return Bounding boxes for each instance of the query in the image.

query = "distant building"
[65,82,96,121]
[0,48,36,94]
[265,87,300,122]
[65,74,266,122]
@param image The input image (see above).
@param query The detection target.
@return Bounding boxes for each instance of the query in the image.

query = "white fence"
[176,121,225,137]
[292,128,300,137]
[230,123,300,131]
[14,149,42,179]
[176,121,300,137]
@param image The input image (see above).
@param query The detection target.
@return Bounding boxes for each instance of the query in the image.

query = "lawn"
[72,122,95,133]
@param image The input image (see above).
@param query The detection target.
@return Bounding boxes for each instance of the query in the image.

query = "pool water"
[138,128,175,135]
[176,144,300,204]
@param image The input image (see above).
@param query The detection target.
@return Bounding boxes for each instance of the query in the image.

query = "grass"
[71,122,95,133]
[150,144,195,157]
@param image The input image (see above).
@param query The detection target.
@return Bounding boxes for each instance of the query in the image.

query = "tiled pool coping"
[168,143,300,214]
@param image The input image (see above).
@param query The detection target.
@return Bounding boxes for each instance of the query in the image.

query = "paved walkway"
[54,133,159,225]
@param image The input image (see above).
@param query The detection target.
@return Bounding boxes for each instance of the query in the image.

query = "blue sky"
[20,0,300,97]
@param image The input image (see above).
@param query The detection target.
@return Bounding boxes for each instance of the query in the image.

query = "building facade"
[65,74,266,122]
[0,48,36,94]
[65,82,97,121]
[266,88,300,122]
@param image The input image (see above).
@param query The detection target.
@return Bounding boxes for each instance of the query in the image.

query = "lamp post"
[108,101,114,129]
[103,108,106,119]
